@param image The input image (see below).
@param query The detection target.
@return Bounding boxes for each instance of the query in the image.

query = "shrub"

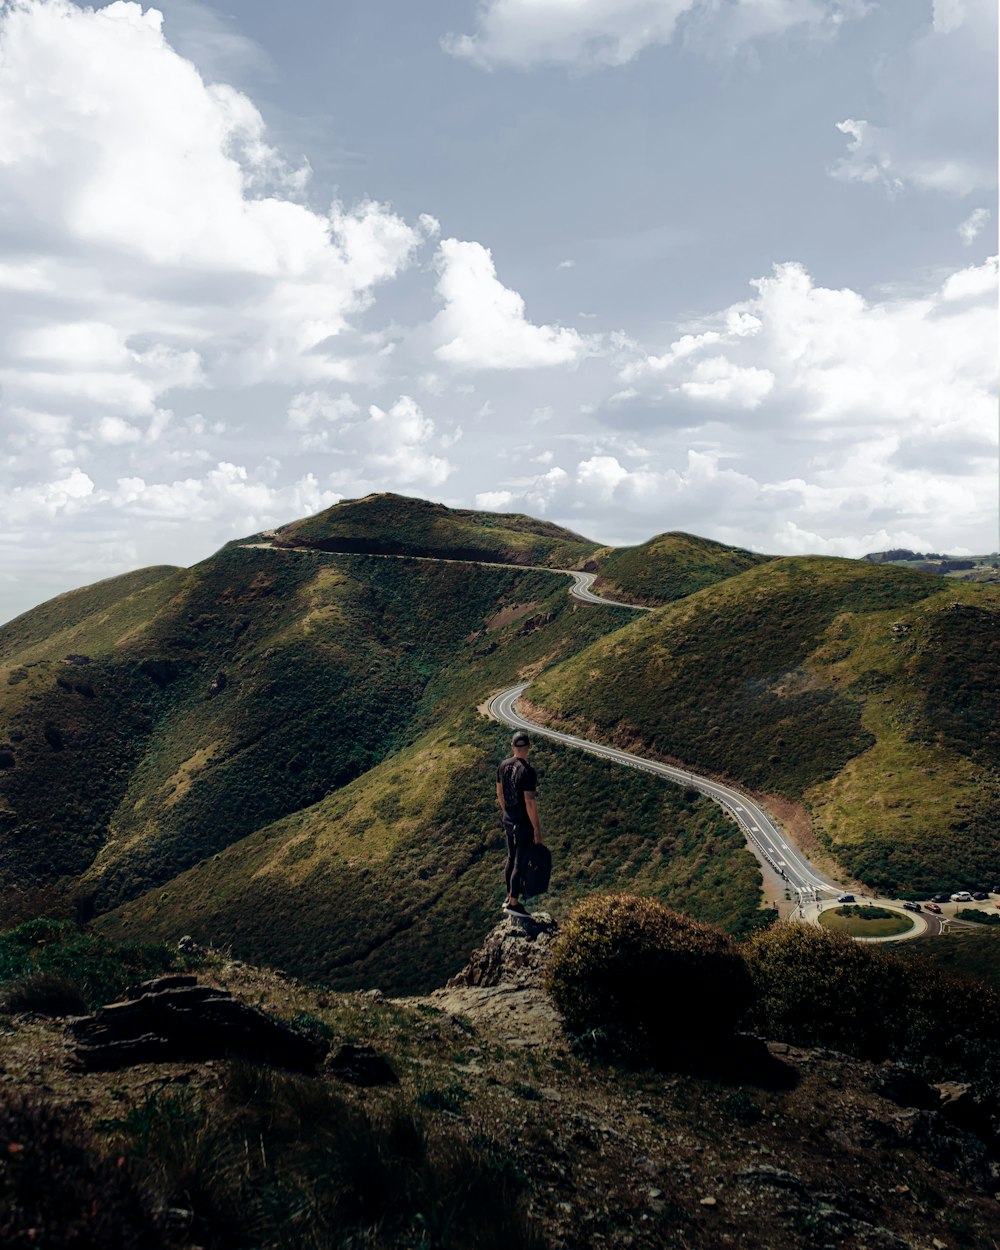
[744,921,909,1058]
[0,1088,167,1249]
[116,1064,542,1250]
[0,920,175,1010]
[543,893,753,1063]
[1,971,88,1016]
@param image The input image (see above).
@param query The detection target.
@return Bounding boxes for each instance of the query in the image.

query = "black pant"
[503,814,534,899]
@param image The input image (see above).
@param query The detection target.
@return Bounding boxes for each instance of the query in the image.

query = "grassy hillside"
[2,542,631,915]
[99,709,764,994]
[273,492,599,568]
[0,566,182,664]
[531,557,1000,895]
[592,532,771,606]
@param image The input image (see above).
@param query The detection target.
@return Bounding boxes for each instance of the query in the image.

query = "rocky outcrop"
[69,975,326,1072]
[427,912,564,1048]
[325,1043,398,1087]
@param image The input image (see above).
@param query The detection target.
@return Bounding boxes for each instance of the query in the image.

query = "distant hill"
[590,531,771,606]
[271,492,599,568]
[864,549,1000,584]
[531,557,1000,895]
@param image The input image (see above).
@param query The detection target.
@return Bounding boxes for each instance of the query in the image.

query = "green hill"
[530,557,1000,895]
[272,491,599,568]
[98,708,762,995]
[0,565,182,664]
[591,531,771,606]
[0,542,627,915]
[4,497,998,979]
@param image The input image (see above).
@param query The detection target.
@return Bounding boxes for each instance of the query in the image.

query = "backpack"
[522,844,552,897]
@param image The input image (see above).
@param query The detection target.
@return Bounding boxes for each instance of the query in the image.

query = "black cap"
[511,732,530,747]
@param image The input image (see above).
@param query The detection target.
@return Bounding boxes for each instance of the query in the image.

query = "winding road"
[247,538,948,940]
[488,682,839,901]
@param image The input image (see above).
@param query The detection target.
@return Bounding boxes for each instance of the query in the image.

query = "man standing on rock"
[496,731,543,915]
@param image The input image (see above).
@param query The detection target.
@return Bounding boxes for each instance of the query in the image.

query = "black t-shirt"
[497,756,538,819]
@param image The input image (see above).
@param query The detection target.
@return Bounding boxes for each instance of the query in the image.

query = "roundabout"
[815,902,927,942]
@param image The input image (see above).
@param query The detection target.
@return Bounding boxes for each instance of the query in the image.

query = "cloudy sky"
[0,0,996,621]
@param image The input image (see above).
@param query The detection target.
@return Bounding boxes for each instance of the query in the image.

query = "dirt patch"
[485,601,541,631]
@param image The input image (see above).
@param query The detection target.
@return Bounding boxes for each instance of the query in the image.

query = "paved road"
[248,537,942,940]
[565,570,652,610]
[243,542,648,611]
[488,682,841,901]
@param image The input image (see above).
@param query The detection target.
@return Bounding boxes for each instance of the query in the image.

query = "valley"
[1,493,997,992]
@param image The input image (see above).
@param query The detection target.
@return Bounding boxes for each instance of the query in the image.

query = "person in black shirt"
[496,731,542,915]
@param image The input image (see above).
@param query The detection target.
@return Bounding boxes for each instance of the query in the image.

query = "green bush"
[1,971,88,1017]
[0,920,176,1010]
[544,893,753,1063]
[747,922,1000,1125]
[744,922,908,1058]
[957,909,1000,925]
[0,1088,168,1248]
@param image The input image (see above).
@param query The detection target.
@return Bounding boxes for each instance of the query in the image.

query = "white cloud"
[97,415,142,445]
[289,392,455,491]
[287,391,361,432]
[622,257,997,440]
[433,239,588,369]
[474,489,516,510]
[679,357,775,408]
[958,208,991,245]
[0,0,431,430]
[830,0,997,196]
[443,0,865,69]
[941,254,999,302]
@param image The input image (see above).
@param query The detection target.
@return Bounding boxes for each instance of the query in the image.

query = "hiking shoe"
[503,900,528,916]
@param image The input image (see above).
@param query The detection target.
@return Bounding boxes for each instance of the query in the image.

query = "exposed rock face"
[447,911,558,990]
[429,913,563,1048]
[207,670,227,698]
[69,975,326,1072]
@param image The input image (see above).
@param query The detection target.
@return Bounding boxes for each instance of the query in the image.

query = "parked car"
[932,894,951,903]
[837,894,855,903]
[950,891,973,903]
[972,891,989,901]
[902,902,921,912]
[925,902,942,914]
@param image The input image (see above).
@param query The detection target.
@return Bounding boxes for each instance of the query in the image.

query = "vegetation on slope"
[592,531,771,606]
[98,709,764,995]
[3,909,1000,1250]
[273,491,599,568]
[531,557,1000,894]
[0,565,182,664]
[1,543,620,912]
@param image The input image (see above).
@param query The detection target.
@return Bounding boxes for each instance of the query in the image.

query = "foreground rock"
[69,974,327,1072]
[427,911,564,1048]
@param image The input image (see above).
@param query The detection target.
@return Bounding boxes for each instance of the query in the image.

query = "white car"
[950,891,973,903]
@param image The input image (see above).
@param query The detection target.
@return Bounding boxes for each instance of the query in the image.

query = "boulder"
[429,913,564,1048]
[870,1065,942,1110]
[325,1044,398,1087]
[447,911,558,990]
[69,976,327,1073]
